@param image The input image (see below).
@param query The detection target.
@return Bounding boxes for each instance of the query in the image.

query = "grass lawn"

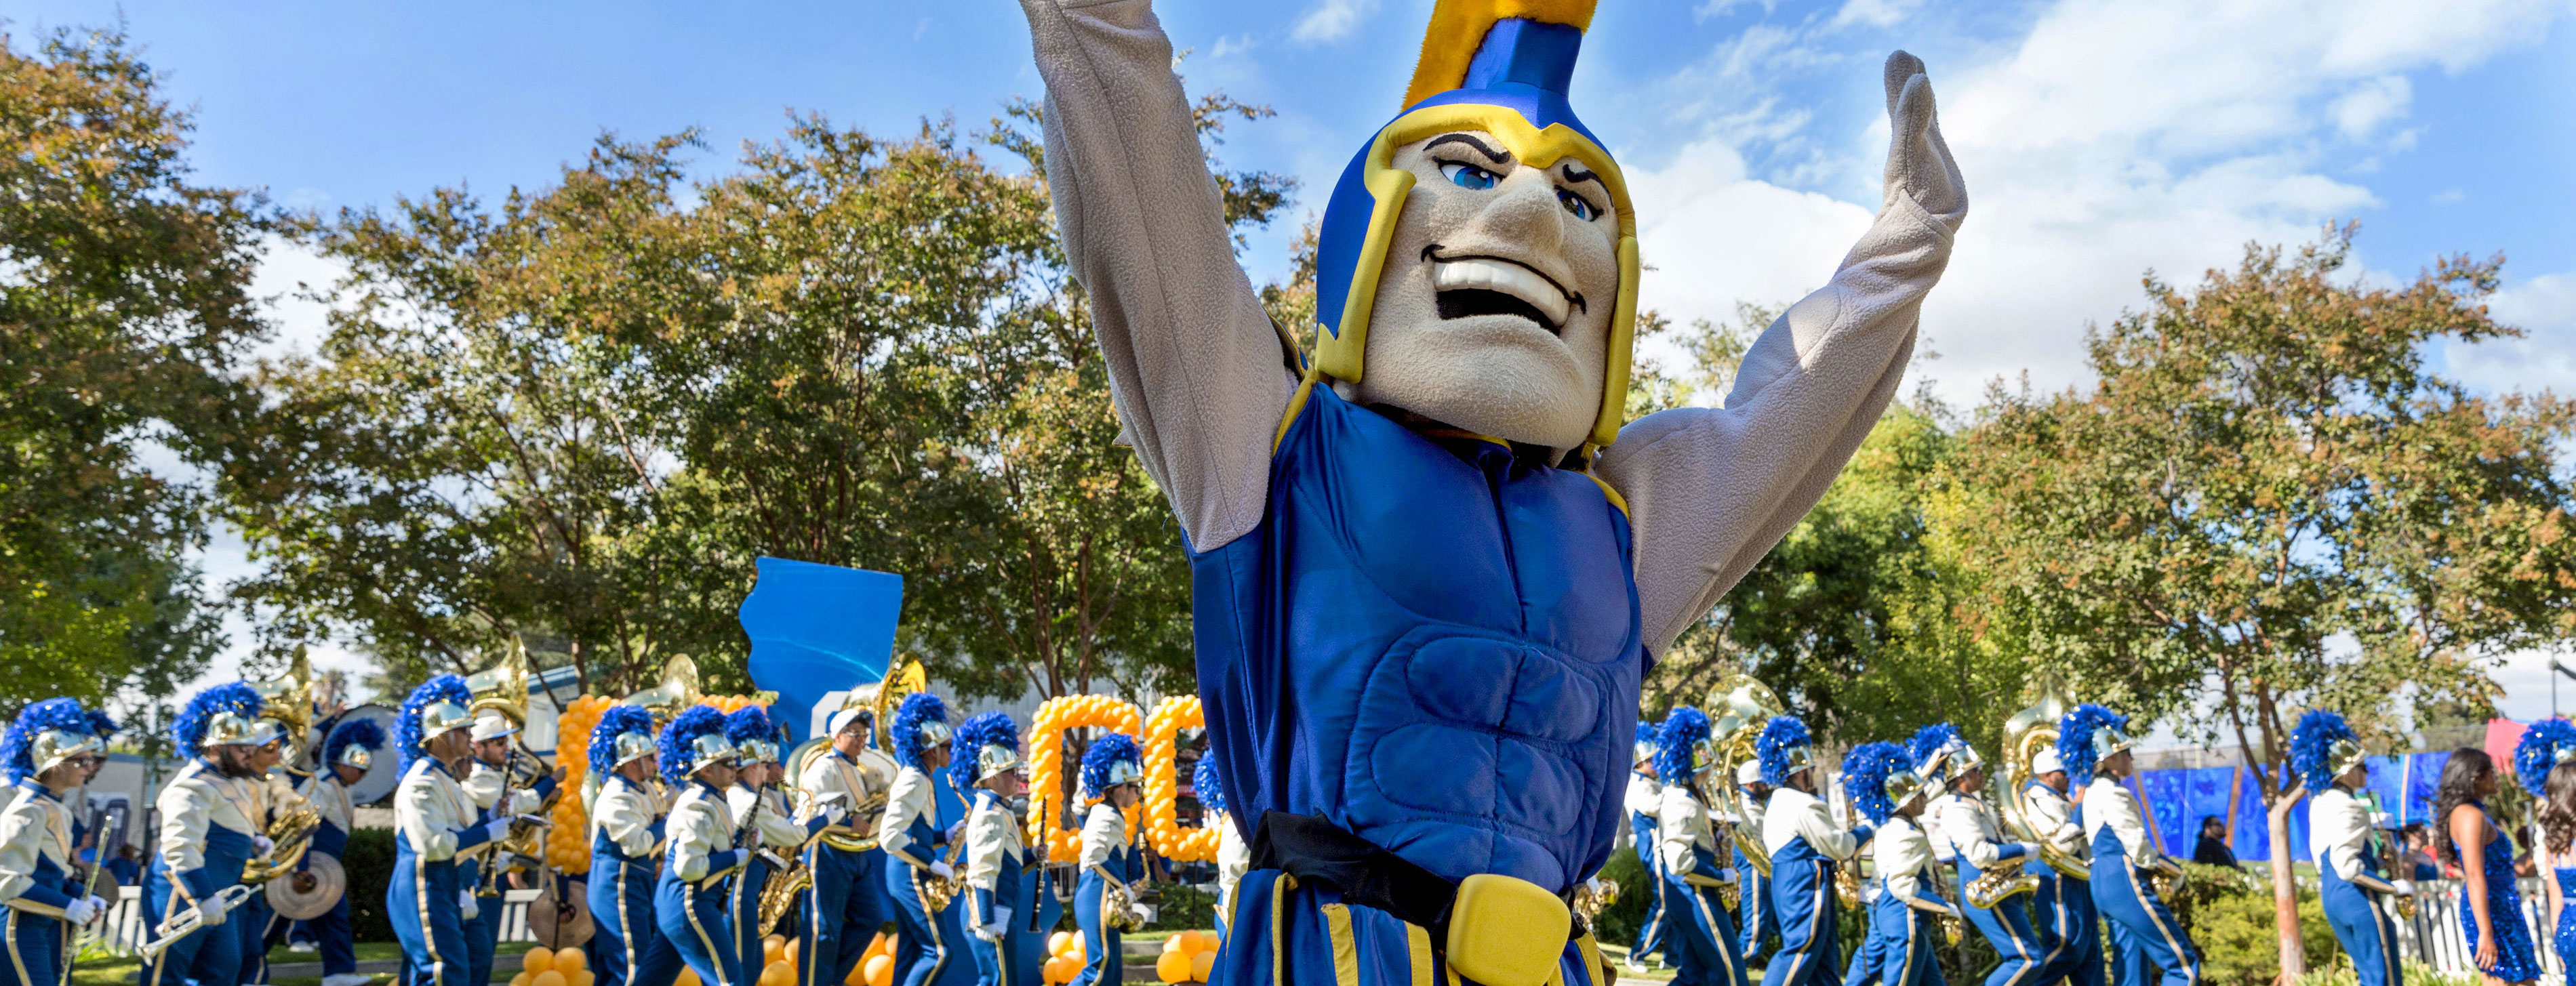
[73,939,538,986]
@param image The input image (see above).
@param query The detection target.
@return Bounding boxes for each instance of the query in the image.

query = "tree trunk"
[2268,787,2306,982]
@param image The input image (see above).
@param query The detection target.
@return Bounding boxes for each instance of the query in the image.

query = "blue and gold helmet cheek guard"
[1312,8,1640,454]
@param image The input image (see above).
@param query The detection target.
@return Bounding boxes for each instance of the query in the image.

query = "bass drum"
[323,703,403,806]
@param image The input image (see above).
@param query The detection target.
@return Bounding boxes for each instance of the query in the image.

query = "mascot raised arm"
[1014,0,1963,982]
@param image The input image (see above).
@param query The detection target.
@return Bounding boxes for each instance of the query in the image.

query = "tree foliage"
[0,27,249,712]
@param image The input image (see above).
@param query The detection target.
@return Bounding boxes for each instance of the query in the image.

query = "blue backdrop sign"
[738,556,905,743]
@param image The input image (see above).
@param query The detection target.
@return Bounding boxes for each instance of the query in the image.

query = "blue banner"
[2130,752,2451,863]
[738,556,905,743]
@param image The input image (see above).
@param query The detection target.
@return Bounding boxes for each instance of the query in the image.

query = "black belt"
[1247,811,1588,945]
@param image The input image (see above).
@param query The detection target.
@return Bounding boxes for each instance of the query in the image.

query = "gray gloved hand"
[1880,51,1967,228]
[252,835,275,856]
[63,897,96,924]
[459,890,480,921]
[2012,842,2042,860]
[197,890,233,925]
[931,861,956,880]
[482,817,512,843]
[2390,880,2416,897]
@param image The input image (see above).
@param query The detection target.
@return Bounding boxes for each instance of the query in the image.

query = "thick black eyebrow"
[1558,161,1605,190]
[1424,133,1511,164]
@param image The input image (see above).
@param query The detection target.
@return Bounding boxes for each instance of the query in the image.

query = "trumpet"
[138,885,257,960]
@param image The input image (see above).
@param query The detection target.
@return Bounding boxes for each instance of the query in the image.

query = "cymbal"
[266,853,345,920]
[529,876,594,948]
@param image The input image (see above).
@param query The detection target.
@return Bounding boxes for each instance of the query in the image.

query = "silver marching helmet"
[1884,767,1937,812]
[30,728,102,778]
[1920,737,1983,785]
[976,743,1025,783]
[1779,742,1815,779]
[2328,737,2369,781]
[688,734,739,772]
[1101,759,1144,789]
[416,700,473,745]
[918,719,954,747]
[613,730,658,770]
[468,710,519,743]
[2091,723,2134,761]
[335,741,375,772]
[1633,738,1657,766]
[739,739,780,764]
[204,710,287,749]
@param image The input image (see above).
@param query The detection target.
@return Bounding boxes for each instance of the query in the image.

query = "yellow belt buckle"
[1444,874,1570,986]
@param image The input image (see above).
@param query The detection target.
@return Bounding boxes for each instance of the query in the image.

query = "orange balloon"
[864,954,895,986]
[765,938,785,966]
[1164,934,1192,956]
[1042,957,1068,983]
[572,973,595,986]
[677,971,699,986]
[533,972,568,986]
[760,962,797,986]
[1192,952,1215,982]
[510,974,531,986]
[555,947,588,972]
[524,947,555,973]
[1050,930,1076,957]
[1155,949,1193,983]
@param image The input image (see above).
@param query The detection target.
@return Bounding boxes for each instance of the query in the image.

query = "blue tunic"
[1071,812,1142,986]
[1194,387,1641,984]
[590,778,681,986]
[141,762,256,986]
[2,783,77,986]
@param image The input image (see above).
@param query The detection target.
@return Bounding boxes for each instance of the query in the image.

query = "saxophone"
[239,804,323,886]
[919,837,967,912]
[1963,866,2041,909]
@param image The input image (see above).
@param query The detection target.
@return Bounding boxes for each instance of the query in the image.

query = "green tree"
[0,26,251,712]
[1931,225,2576,972]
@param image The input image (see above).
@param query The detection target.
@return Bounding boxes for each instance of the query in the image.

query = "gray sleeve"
[1018,0,1297,551]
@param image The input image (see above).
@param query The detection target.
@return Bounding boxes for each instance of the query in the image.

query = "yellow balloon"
[864,954,895,986]
[677,969,699,986]
[510,974,531,986]
[533,972,568,986]
[1165,933,1192,956]
[555,947,588,972]
[1192,951,1215,982]
[1156,949,1194,983]
[572,973,595,986]
[524,947,555,973]
[1049,930,1076,957]
[761,964,797,986]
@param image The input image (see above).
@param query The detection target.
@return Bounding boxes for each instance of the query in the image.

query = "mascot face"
[1311,13,1639,454]
[1350,130,1624,449]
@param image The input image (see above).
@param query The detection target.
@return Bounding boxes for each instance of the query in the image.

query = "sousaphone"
[1999,674,2089,880]
[1702,674,1783,878]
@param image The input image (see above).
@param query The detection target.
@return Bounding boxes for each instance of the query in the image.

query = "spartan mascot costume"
[1015,0,1964,981]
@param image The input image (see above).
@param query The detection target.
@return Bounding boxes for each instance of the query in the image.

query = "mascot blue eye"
[1440,162,1500,190]
[1558,190,1598,222]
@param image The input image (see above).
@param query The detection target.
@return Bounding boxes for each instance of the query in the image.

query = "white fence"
[2400,877,2564,977]
[85,885,547,958]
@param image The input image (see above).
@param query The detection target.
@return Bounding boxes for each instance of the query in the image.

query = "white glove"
[761,850,792,871]
[930,861,955,880]
[1131,904,1156,926]
[482,818,512,843]
[976,905,1012,941]
[1718,867,1739,884]
[1878,51,1966,226]
[460,890,481,921]
[1860,884,1883,905]
[62,898,96,924]
[2390,880,2415,897]
[83,895,105,921]
[2371,811,2396,829]
[2011,842,2042,861]
[197,890,232,925]
[823,804,849,825]
[252,836,275,856]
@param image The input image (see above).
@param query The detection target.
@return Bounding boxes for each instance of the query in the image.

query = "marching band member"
[0,699,108,986]
[2064,704,2200,986]
[882,694,957,986]
[460,710,557,986]
[793,705,884,986]
[657,707,750,986]
[1758,715,1872,986]
[1192,758,1245,939]
[306,719,384,986]
[1912,724,2060,986]
[954,713,1032,986]
[2297,711,2409,986]
[725,707,815,972]
[241,720,313,985]
[588,705,681,986]
[1735,760,1775,966]
[1628,720,1672,973]
[2021,745,2101,986]
[1846,742,1952,986]
[1072,735,1147,986]
[143,683,277,986]
[389,676,513,986]
[1655,708,1746,986]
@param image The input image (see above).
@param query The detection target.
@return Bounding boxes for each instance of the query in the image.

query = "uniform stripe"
[1320,903,1360,986]
[684,884,736,986]
[2123,862,2196,985]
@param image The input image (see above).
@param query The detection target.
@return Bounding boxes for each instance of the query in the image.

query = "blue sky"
[17,0,2576,727]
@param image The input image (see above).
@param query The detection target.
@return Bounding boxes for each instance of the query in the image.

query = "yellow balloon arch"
[1024,695,1144,861]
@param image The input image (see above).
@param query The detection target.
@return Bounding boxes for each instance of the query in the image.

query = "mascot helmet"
[1313,0,1638,451]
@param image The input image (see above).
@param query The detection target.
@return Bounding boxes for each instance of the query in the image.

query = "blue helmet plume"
[324,718,387,771]
[948,712,1020,792]
[2055,703,2129,787]
[174,682,264,760]
[1080,733,1144,800]
[83,708,118,741]
[1843,741,1914,824]
[2290,710,2360,792]
[660,705,729,784]
[1194,756,1228,817]
[725,705,776,748]
[1756,715,1813,787]
[397,675,471,768]
[2514,718,2576,798]
[1653,707,1711,785]
[590,705,656,776]
[1907,722,1964,775]
[891,693,951,771]
[3,699,98,784]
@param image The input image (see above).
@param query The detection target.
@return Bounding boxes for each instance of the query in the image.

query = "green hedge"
[2165,863,2334,986]
[343,827,397,943]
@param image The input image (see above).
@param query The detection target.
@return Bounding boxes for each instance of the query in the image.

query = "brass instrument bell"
[620,655,704,723]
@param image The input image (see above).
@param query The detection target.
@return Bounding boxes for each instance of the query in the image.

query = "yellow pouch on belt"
[1445,874,1570,986]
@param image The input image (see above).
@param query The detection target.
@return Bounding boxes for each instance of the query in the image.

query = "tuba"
[2000,676,2091,881]
[467,642,557,883]
[254,647,319,777]
[1704,674,1783,879]
[621,655,704,724]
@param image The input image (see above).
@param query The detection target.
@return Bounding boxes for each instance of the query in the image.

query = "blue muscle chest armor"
[1192,387,1646,891]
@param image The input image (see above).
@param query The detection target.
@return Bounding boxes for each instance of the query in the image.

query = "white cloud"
[2447,270,2576,395]
[1291,0,1380,44]
[2329,75,2411,139]
[1829,0,1924,30]
[247,237,350,362]
[1629,138,1877,331]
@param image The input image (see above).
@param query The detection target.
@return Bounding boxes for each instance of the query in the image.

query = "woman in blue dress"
[2435,747,2539,985]
[2514,720,2576,972]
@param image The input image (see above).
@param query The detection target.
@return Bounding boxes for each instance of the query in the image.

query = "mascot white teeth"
[1015,0,1964,980]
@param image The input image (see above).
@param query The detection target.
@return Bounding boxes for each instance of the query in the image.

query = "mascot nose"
[1479,171,1565,253]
